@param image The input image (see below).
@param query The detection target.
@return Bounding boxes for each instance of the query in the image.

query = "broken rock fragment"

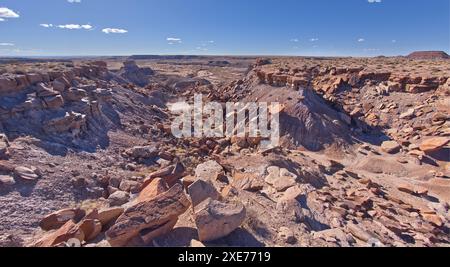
[33,220,85,247]
[137,178,168,203]
[14,166,40,181]
[188,179,220,207]
[106,184,190,246]
[108,191,130,207]
[40,208,86,231]
[194,198,246,242]
[419,137,449,153]
[97,207,125,226]
[381,141,401,154]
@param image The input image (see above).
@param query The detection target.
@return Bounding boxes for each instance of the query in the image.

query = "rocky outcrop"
[119,60,154,87]
[407,51,450,60]
[44,112,87,136]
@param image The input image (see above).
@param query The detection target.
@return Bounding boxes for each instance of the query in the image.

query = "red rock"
[106,184,190,247]
[422,213,444,227]
[97,207,124,226]
[137,178,168,203]
[78,219,102,241]
[39,208,86,231]
[419,137,449,153]
[33,220,85,247]
[381,141,401,154]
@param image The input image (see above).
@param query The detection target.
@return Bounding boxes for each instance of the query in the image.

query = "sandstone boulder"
[40,208,86,231]
[106,184,190,246]
[108,191,130,207]
[195,160,224,182]
[78,219,103,241]
[97,207,124,226]
[137,178,168,203]
[265,166,298,192]
[194,198,246,242]
[147,163,185,186]
[419,137,449,153]
[231,171,265,192]
[381,141,401,154]
[188,179,220,207]
[33,220,85,247]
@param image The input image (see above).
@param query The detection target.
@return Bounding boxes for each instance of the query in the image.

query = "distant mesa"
[407,51,450,60]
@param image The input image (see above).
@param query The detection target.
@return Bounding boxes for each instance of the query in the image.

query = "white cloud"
[57,24,92,30]
[358,38,365,42]
[0,7,20,18]
[67,0,82,3]
[0,18,4,22]
[40,23,53,28]
[310,38,319,42]
[368,0,382,3]
[290,38,299,42]
[102,28,128,34]
[196,46,208,51]
[167,37,182,44]
[0,43,14,46]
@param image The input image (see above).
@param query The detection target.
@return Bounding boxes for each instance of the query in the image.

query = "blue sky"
[0,0,449,57]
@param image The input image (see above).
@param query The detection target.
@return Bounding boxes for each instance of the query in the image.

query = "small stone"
[381,141,401,154]
[108,191,130,207]
[14,166,39,181]
[0,175,15,186]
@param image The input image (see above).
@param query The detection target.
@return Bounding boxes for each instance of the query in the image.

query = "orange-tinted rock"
[97,207,124,226]
[33,220,85,247]
[422,213,444,227]
[137,178,169,203]
[78,219,102,241]
[419,137,449,153]
[39,208,86,231]
[106,184,190,247]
